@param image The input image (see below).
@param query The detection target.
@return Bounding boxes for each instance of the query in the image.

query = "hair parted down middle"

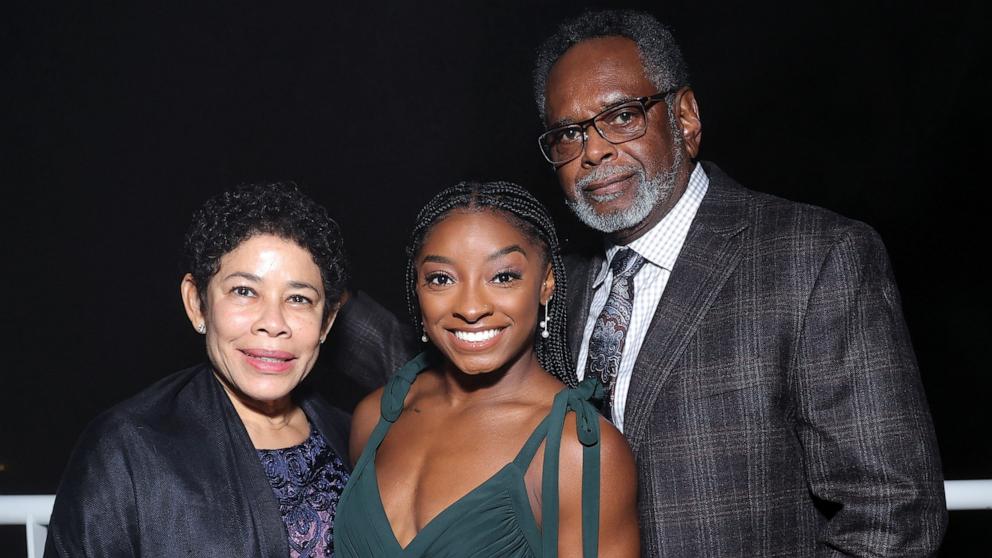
[404,181,576,387]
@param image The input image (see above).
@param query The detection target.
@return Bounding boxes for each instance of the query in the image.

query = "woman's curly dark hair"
[183,182,349,325]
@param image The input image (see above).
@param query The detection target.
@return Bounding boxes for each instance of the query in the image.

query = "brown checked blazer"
[325,161,946,556]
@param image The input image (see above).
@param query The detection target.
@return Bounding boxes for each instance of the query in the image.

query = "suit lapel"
[565,251,603,370]
[622,164,750,452]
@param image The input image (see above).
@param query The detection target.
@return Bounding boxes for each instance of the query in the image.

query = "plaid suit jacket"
[562,162,945,556]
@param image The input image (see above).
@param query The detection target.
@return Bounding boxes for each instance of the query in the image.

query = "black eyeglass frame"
[537,88,680,166]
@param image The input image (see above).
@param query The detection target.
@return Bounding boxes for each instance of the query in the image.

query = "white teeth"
[251,355,289,362]
[453,329,501,342]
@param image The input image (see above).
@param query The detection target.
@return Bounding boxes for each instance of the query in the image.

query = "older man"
[328,9,946,557]
[531,9,946,556]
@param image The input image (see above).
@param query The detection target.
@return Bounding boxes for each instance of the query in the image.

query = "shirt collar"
[592,163,710,288]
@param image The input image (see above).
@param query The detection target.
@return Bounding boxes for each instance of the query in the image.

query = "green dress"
[334,353,603,557]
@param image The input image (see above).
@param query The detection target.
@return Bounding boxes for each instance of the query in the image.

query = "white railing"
[2,481,990,557]
[0,495,54,558]
[943,479,992,511]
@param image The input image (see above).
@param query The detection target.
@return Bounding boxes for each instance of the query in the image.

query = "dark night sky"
[2,1,989,553]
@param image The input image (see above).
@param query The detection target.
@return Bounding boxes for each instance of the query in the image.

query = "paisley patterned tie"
[584,248,646,421]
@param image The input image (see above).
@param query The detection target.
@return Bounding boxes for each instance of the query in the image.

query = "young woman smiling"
[334,182,639,557]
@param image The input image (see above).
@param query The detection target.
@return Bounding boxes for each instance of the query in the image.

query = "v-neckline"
[356,353,553,554]
[369,458,527,552]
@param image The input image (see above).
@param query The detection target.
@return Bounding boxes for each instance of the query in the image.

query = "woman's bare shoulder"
[558,412,635,477]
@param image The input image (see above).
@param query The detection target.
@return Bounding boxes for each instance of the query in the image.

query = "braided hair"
[404,181,576,387]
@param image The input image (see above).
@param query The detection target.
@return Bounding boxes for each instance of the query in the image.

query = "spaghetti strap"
[512,416,551,469]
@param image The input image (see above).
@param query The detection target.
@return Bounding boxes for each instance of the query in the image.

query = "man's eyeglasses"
[537,89,677,165]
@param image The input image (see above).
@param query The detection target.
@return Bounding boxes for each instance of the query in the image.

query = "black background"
[2,1,989,554]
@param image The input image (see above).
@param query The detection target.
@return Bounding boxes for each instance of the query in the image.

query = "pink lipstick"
[240,349,296,372]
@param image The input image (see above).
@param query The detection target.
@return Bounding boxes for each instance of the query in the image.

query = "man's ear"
[676,87,702,159]
[540,264,556,305]
[180,273,205,332]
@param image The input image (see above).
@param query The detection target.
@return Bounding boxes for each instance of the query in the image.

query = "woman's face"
[416,210,554,376]
[182,234,333,407]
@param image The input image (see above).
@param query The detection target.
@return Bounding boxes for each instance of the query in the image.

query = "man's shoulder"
[702,161,880,245]
[560,162,889,271]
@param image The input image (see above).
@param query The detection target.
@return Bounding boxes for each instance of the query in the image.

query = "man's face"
[544,36,687,237]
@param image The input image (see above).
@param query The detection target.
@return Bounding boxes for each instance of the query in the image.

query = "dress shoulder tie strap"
[347,352,431,482]
[540,376,603,558]
[380,351,430,422]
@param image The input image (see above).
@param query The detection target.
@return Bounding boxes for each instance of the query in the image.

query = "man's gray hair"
[533,10,690,123]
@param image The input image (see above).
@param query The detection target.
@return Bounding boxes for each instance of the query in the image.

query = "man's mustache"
[575,165,642,191]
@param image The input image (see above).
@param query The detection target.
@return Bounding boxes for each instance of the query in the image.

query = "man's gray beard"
[567,120,684,234]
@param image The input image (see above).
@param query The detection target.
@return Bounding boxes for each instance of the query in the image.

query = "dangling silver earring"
[539,300,550,339]
[197,322,206,334]
[421,323,429,343]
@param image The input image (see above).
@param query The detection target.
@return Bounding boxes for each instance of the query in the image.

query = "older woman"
[46,183,351,557]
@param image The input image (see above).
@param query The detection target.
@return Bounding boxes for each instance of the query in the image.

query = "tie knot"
[609,248,645,279]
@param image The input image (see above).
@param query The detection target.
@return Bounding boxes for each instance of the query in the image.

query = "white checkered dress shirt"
[576,163,709,432]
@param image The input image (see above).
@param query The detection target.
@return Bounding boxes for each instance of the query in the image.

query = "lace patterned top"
[257,428,350,557]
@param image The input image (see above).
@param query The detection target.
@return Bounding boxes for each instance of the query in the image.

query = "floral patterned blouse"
[257,428,350,557]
